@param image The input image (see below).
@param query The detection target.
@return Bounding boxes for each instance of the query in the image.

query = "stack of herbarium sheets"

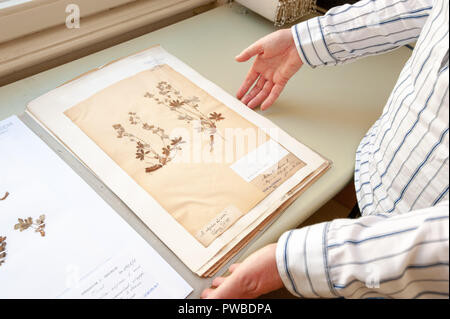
[26,46,330,277]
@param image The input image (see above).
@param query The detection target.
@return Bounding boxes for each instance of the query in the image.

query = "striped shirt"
[277,0,449,299]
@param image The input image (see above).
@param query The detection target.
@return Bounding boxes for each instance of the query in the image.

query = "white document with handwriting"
[0,116,192,299]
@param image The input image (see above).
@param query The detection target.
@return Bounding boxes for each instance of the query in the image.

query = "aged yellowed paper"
[65,64,304,247]
[27,46,329,275]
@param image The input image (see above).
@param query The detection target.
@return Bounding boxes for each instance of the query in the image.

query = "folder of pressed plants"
[26,46,331,276]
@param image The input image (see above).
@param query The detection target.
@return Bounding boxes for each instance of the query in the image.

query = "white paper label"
[230,139,289,182]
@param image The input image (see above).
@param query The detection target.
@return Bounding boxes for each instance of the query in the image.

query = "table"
[0,4,412,298]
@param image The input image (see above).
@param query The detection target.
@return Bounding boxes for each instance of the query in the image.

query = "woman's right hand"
[235,29,303,110]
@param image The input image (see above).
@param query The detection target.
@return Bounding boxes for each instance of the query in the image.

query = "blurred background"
[0,0,358,86]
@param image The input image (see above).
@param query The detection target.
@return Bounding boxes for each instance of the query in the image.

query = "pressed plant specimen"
[14,215,46,237]
[0,192,9,201]
[144,81,226,152]
[0,236,6,267]
[113,112,186,173]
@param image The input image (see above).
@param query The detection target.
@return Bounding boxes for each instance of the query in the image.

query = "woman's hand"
[201,244,284,299]
[236,29,303,110]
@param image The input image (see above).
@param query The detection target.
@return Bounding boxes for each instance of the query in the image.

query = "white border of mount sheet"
[27,46,327,275]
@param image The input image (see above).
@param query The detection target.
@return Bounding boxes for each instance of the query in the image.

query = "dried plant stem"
[128,133,160,160]
[0,192,9,201]
[0,236,6,267]
[113,112,186,173]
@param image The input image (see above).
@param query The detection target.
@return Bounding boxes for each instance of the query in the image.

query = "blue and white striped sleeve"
[276,202,449,298]
[292,0,434,67]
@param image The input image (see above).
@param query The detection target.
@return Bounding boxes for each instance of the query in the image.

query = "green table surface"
[0,4,411,297]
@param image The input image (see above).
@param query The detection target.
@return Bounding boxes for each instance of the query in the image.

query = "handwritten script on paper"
[0,116,192,299]
[196,205,243,247]
[251,154,306,194]
[230,139,306,193]
[62,254,168,299]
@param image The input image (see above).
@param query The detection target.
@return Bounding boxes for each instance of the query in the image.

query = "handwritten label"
[196,205,243,247]
[0,121,13,136]
[251,153,306,194]
[61,254,168,299]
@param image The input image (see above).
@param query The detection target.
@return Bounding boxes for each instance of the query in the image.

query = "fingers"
[211,264,240,288]
[201,263,241,299]
[201,288,215,299]
[247,81,274,109]
[237,69,259,100]
[261,83,285,111]
[202,277,243,299]
[212,276,226,288]
[241,79,285,110]
[241,76,265,105]
[201,279,233,299]
[235,42,263,62]
[229,263,240,273]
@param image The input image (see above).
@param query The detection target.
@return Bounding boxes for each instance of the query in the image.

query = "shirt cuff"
[276,222,337,298]
[291,17,337,68]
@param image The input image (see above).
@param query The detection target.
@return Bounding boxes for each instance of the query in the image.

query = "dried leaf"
[170,137,184,146]
[142,123,154,130]
[136,150,145,161]
[169,100,184,108]
[14,215,46,237]
[209,112,225,122]
[162,146,171,156]
[114,82,215,173]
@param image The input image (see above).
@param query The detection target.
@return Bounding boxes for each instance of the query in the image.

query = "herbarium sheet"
[65,64,305,247]
[27,46,329,274]
[0,117,192,298]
